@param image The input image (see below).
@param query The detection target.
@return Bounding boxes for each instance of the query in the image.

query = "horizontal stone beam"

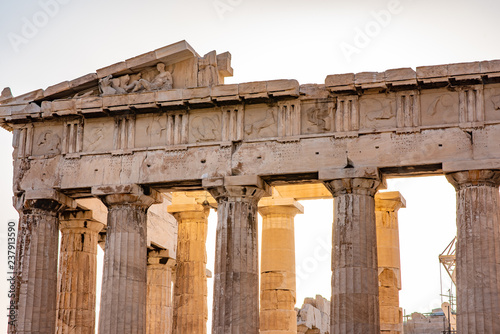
[12,124,500,196]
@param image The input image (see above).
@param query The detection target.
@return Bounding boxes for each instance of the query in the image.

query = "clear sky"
[1,0,500,331]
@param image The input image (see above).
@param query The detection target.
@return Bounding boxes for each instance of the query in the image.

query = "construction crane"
[439,237,457,333]
[439,237,456,285]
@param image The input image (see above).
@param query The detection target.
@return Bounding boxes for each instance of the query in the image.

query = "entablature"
[3,41,500,199]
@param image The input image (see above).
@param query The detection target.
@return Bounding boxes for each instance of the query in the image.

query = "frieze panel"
[189,111,221,143]
[31,123,63,157]
[10,85,500,162]
[420,89,459,127]
[493,95,500,111]
[135,114,166,148]
[301,100,334,135]
[359,96,396,132]
[244,104,278,140]
[483,85,500,123]
[82,118,114,153]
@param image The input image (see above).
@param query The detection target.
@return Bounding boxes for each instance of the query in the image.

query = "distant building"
[404,304,456,334]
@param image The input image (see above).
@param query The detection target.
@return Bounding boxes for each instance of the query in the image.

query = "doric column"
[56,210,104,334]
[147,249,175,334]
[93,184,161,334]
[9,191,74,334]
[375,191,405,334]
[205,176,269,334]
[258,196,303,334]
[446,170,500,333]
[323,168,383,334]
[168,202,210,334]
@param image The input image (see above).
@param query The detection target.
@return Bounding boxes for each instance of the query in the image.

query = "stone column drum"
[324,171,383,334]
[168,204,210,334]
[146,250,175,334]
[375,191,405,334]
[56,211,104,334]
[258,197,303,334]
[94,185,160,334]
[446,170,500,333]
[207,181,268,334]
[9,193,73,334]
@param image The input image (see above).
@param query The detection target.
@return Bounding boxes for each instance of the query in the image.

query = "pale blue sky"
[1,0,499,331]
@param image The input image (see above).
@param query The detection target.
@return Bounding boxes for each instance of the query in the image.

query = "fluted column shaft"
[208,185,267,334]
[56,212,104,334]
[9,199,65,334]
[446,170,500,333]
[259,198,303,334]
[375,192,405,334]
[97,188,159,334]
[147,250,175,334]
[325,177,382,334]
[169,205,209,334]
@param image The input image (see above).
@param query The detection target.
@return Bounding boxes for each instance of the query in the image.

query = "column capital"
[445,169,500,190]
[14,189,77,212]
[321,167,385,197]
[59,210,105,233]
[204,175,271,203]
[92,184,162,208]
[258,197,304,216]
[168,203,209,219]
[375,191,406,212]
[324,177,383,197]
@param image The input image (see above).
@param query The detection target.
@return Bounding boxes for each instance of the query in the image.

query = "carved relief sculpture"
[427,94,454,116]
[364,98,394,121]
[99,63,173,95]
[36,130,61,155]
[198,51,219,87]
[245,108,277,137]
[306,107,332,132]
[191,114,220,142]
[150,63,173,90]
[99,75,118,96]
[492,95,500,110]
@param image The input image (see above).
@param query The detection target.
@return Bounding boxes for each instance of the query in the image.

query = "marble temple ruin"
[2,40,500,333]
